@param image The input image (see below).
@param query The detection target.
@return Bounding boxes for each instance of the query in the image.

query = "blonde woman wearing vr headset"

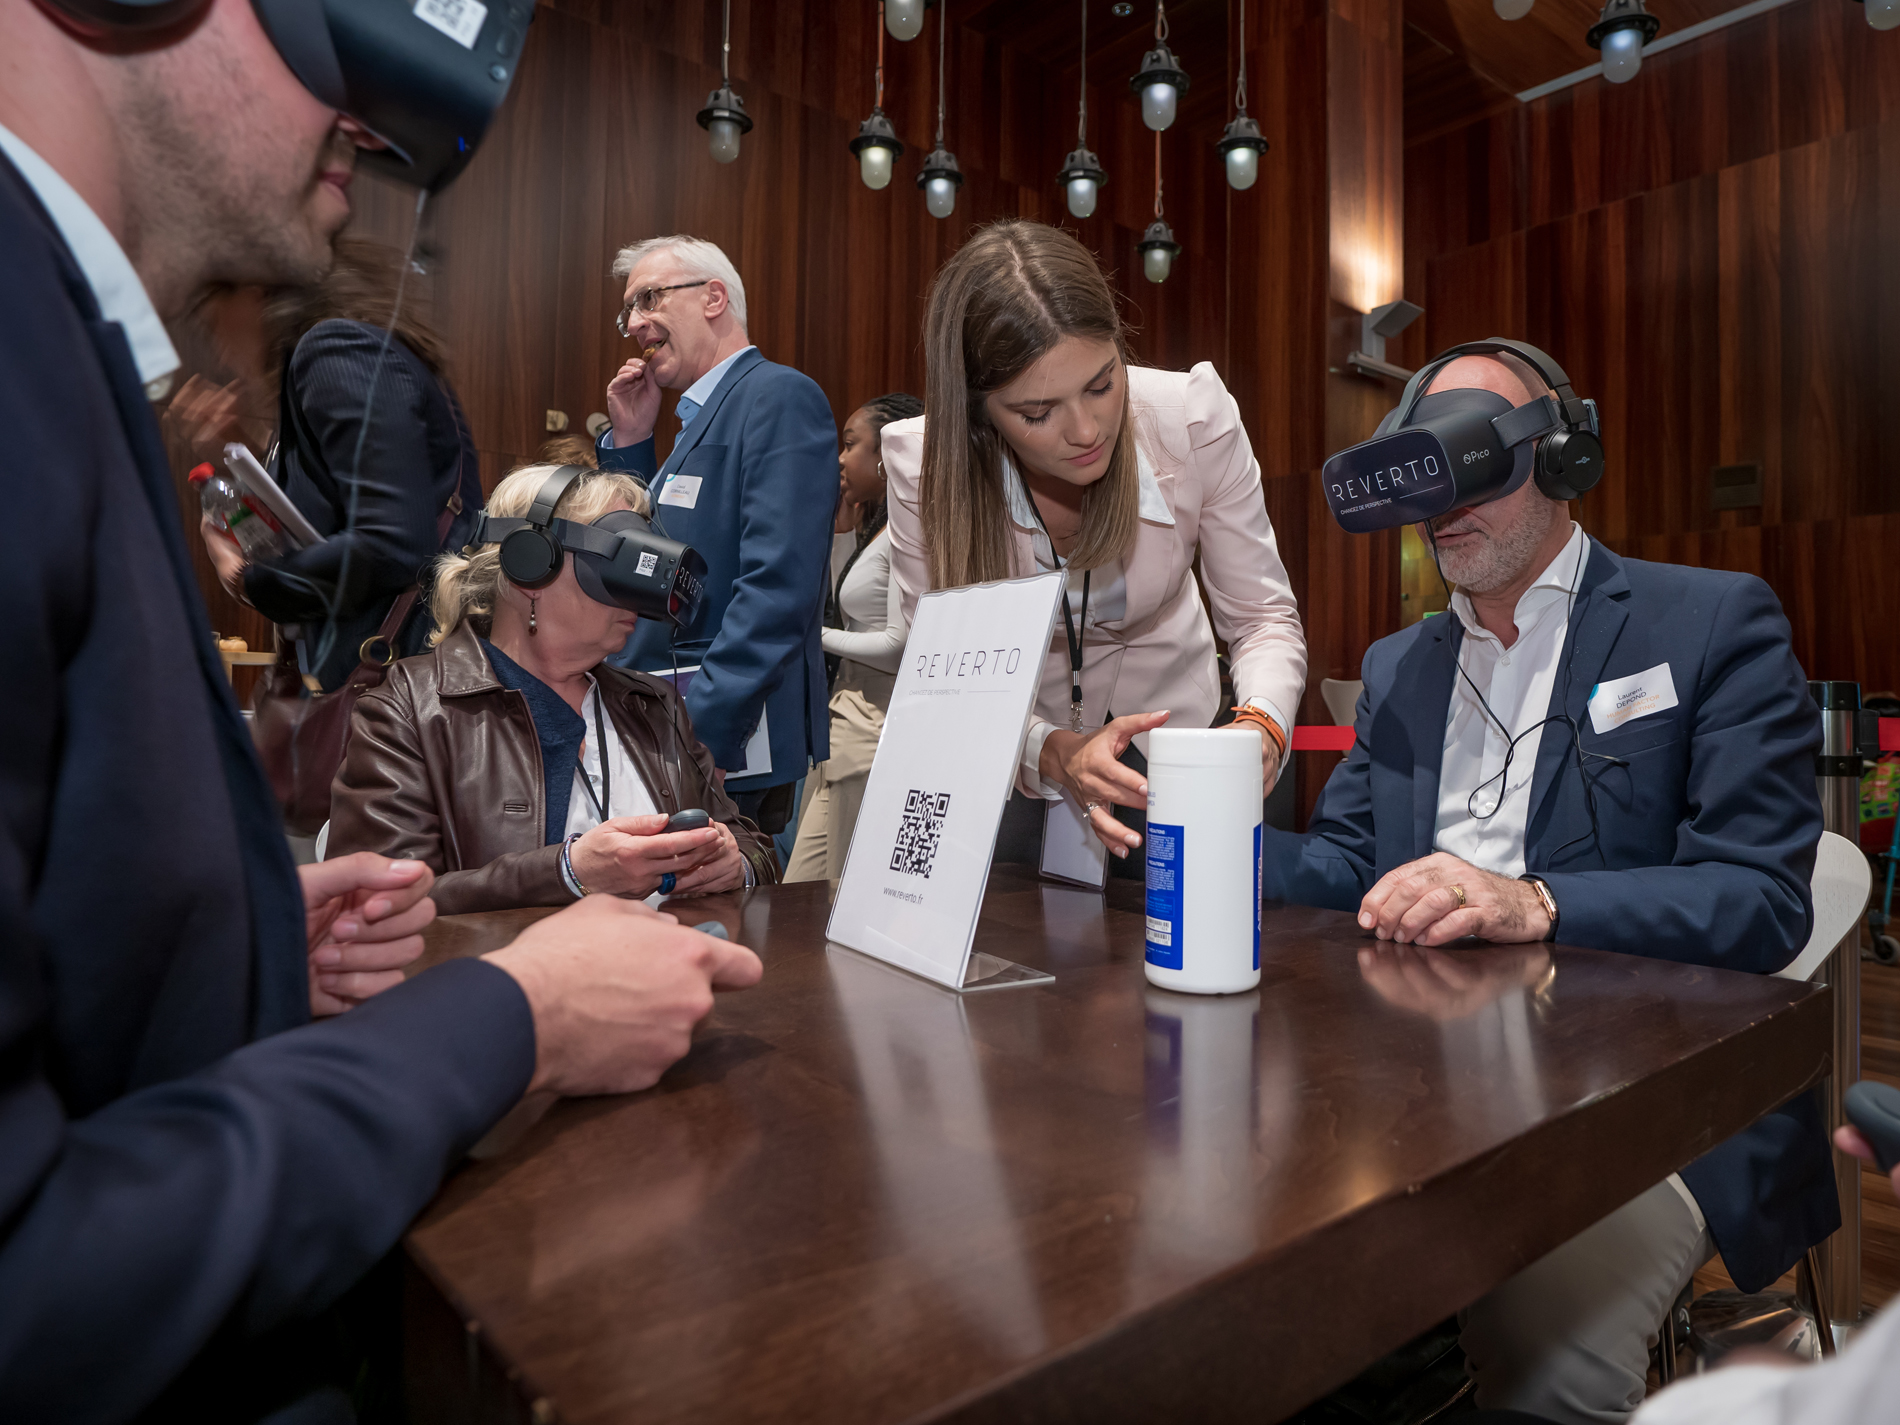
[884,220,1307,867]
[329,464,778,912]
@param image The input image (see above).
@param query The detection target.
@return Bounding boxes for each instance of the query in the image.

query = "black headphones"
[480,464,586,589]
[1380,338,1606,503]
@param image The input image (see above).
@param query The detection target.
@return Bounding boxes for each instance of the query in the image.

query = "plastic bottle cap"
[188,463,214,483]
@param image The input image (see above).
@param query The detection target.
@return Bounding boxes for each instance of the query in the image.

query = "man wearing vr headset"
[1266,345,1832,1422]
[0,0,759,1417]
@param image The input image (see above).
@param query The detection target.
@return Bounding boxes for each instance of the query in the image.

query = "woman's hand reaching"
[1038,709,1171,857]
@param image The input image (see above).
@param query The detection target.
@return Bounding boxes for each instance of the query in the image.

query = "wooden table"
[403,868,1833,1425]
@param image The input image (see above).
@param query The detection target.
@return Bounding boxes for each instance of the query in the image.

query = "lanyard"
[576,685,612,823]
[1024,488,1091,733]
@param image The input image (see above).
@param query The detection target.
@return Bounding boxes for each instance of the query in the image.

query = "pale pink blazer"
[882,362,1307,792]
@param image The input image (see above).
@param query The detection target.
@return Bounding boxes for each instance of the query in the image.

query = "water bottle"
[190,462,284,560]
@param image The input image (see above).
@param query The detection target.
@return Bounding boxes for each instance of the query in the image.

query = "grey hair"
[609,235,748,332]
[429,463,651,644]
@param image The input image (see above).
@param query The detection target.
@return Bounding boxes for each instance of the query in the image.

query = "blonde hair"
[921,220,1141,590]
[429,463,650,644]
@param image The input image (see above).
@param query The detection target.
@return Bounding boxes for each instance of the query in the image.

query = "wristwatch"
[1519,874,1559,941]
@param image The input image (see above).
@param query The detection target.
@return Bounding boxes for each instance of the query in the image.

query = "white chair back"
[1320,678,1363,728]
[1776,831,1872,983]
[314,820,331,863]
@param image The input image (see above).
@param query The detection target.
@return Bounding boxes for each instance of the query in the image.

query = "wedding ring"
[1085,801,1101,816]
[1448,883,1467,910]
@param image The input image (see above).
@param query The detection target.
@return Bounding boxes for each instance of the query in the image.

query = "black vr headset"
[43,0,526,191]
[1321,339,1604,534]
[472,465,710,628]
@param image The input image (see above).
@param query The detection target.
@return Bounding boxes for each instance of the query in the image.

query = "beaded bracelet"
[560,831,589,898]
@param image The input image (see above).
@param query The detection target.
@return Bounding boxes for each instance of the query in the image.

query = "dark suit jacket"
[244,319,484,692]
[0,157,534,1421]
[1264,542,1837,1292]
[596,348,837,792]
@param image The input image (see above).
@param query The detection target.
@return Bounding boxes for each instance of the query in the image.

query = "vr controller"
[1320,339,1605,534]
[473,465,710,629]
[42,0,525,192]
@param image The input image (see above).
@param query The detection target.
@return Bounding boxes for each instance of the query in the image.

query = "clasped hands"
[1357,852,1551,946]
[569,813,745,898]
[1039,709,1286,857]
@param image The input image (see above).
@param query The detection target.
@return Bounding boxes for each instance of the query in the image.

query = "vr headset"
[472,465,710,628]
[1321,339,1605,534]
[44,0,526,191]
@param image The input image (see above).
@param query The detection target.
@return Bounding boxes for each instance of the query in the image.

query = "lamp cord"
[934,0,948,148]
[1156,0,1169,44]
[1077,0,1088,148]
[875,0,885,110]
[1235,0,1249,113]
[1154,130,1163,219]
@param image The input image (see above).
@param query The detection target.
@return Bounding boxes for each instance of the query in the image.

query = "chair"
[1320,677,1363,728]
[1658,831,1872,1379]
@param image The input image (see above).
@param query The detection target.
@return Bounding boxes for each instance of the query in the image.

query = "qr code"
[891,789,952,878]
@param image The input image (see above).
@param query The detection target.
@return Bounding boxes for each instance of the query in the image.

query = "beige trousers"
[785,687,886,882]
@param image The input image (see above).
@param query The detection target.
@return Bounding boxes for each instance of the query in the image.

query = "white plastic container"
[1143,727,1263,994]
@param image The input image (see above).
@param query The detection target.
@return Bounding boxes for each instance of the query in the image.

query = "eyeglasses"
[616,280,711,338]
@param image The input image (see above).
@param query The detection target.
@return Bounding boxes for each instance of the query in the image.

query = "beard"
[1428,491,1560,594]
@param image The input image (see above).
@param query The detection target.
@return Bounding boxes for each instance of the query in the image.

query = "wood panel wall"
[1404,0,1900,696]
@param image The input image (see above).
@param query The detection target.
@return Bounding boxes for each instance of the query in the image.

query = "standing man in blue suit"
[597,236,837,836]
[1265,347,1835,1424]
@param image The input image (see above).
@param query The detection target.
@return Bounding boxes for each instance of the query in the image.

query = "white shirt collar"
[1000,438,1175,533]
[680,344,756,412]
[0,122,179,401]
[1450,521,1588,646]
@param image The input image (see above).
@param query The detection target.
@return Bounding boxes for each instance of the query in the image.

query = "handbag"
[251,348,474,834]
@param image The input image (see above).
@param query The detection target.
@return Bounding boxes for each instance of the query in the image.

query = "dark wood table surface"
[402,867,1832,1425]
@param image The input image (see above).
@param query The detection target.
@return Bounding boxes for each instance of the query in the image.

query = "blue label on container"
[1253,821,1262,971]
[1145,822,1184,970]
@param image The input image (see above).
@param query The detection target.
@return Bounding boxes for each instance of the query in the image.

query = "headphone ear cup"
[499,529,563,589]
[1535,428,1605,502]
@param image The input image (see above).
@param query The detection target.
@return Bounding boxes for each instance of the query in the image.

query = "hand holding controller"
[1843,1080,1900,1175]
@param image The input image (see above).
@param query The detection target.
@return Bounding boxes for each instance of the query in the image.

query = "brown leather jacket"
[328,623,779,914]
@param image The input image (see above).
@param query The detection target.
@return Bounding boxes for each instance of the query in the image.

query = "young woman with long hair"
[883,220,1306,872]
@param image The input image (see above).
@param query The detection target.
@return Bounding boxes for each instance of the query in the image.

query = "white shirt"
[1433,522,1589,879]
[822,526,907,675]
[1630,1287,1900,1424]
[563,678,660,839]
[0,123,179,400]
[1004,447,1291,797]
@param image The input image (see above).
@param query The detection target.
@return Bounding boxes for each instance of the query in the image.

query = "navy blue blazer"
[0,159,535,1419]
[596,348,836,792]
[1265,542,1836,1292]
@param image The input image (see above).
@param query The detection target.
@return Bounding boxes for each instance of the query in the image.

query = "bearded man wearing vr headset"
[1265,344,1832,1423]
[0,0,763,1418]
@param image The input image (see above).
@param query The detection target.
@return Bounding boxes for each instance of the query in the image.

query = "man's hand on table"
[483,895,763,1096]
[303,854,437,1015]
[1358,852,1551,946]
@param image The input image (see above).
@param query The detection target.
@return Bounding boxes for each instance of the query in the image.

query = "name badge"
[657,473,703,509]
[1588,662,1679,735]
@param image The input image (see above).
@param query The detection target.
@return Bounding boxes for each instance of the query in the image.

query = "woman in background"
[785,393,922,881]
[197,238,484,692]
[329,464,777,913]
[883,220,1306,877]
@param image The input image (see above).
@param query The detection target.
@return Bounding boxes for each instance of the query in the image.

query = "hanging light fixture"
[1585,0,1660,84]
[695,0,753,163]
[1215,0,1267,191]
[1855,0,1900,31]
[1056,0,1107,219]
[1129,0,1189,132]
[916,0,963,219]
[851,2,905,190]
[1493,0,1534,17]
[886,0,926,41]
[1137,132,1180,283]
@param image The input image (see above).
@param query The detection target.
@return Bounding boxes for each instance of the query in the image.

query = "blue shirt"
[484,640,584,845]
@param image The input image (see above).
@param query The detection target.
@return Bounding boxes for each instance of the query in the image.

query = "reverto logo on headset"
[1320,338,1605,534]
